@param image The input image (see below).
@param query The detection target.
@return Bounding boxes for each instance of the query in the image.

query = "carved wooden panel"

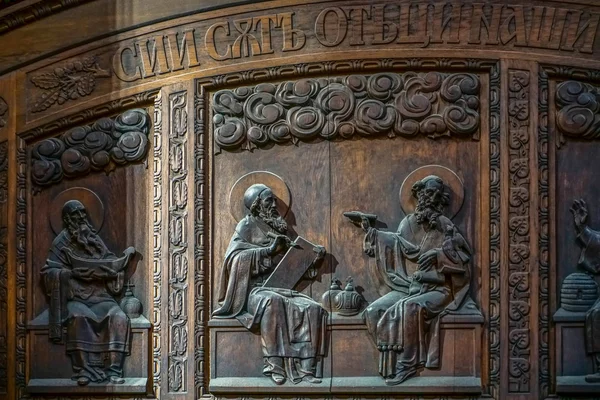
[3,1,600,399]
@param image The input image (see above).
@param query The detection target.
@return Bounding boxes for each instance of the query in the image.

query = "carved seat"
[553,307,600,394]
[208,307,483,395]
[26,309,151,394]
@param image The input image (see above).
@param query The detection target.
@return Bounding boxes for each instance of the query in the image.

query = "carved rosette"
[30,108,151,188]
[508,70,531,393]
[212,72,480,151]
[556,80,600,140]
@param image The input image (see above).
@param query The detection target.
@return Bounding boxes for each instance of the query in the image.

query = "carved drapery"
[30,108,151,188]
[213,72,481,151]
[507,69,532,393]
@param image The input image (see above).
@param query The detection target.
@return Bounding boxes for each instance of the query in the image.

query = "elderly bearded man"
[41,200,135,386]
[348,175,473,385]
[212,183,327,385]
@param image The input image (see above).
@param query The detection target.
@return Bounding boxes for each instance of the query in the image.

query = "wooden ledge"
[556,376,600,394]
[27,378,148,394]
[209,376,482,394]
[553,307,588,323]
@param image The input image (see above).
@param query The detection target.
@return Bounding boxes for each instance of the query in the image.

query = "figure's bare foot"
[384,367,417,385]
[76,376,90,386]
[586,373,600,383]
[303,375,322,384]
[271,373,285,385]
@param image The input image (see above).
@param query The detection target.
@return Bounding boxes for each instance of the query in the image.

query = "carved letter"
[397,3,429,45]
[430,2,462,44]
[371,4,398,44]
[469,3,502,45]
[136,35,171,78]
[315,7,348,47]
[112,44,143,82]
[252,14,279,55]
[165,29,201,71]
[499,6,528,46]
[205,21,233,61]
[280,12,306,52]
[562,11,600,53]
[232,17,261,58]
[348,6,371,46]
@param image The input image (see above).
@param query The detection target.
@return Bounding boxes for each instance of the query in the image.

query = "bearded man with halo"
[212,183,327,386]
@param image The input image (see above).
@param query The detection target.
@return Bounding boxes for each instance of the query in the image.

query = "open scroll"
[262,236,321,289]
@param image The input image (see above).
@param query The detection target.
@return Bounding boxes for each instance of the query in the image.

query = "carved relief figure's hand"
[413,270,424,282]
[417,249,438,269]
[123,246,136,257]
[313,245,326,260]
[571,199,589,231]
[267,234,289,256]
[360,216,371,232]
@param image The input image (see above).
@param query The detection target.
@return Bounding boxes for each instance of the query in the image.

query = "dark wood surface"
[1,0,600,399]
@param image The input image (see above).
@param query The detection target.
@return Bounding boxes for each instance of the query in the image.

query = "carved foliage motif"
[0,97,7,128]
[30,56,110,113]
[31,108,150,187]
[213,72,481,151]
[508,70,531,393]
[168,91,189,393]
[556,80,600,140]
[0,141,7,394]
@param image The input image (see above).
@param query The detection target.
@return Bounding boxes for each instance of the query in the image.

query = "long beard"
[259,205,288,233]
[415,197,443,229]
[67,221,106,257]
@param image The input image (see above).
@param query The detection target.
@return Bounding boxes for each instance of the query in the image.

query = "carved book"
[263,236,318,289]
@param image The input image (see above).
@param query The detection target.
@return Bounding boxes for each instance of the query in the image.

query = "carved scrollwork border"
[0,141,7,395]
[197,57,501,399]
[14,89,161,400]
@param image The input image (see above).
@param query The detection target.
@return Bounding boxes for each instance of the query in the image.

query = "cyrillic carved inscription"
[213,72,480,151]
[556,80,600,140]
[30,108,150,187]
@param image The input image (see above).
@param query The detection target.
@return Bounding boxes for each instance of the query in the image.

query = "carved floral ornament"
[31,108,150,188]
[212,72,481,151]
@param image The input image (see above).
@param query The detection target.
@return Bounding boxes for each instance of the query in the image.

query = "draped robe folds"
[576,225,600,354]
[212,215,327,383]
[41,231,130,361]
[362,214,471,377]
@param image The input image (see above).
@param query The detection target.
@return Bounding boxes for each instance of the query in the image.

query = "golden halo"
[50,187,105,235]
[399,165,465,220]
[229,171,291,223]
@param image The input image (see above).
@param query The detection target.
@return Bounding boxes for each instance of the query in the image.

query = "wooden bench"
[208,310,484,395]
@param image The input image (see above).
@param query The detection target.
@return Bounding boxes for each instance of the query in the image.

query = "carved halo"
[399,165,465,220]
[49,187,105,234]
[229,171,291,223]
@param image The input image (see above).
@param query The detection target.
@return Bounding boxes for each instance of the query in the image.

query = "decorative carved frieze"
[30,108,150,188]
[488,62,502,400]
[507,69,531,393]
[167,91,189,393]
[212,72,481,151]
[556,80,600,140]
[30,56,110,113]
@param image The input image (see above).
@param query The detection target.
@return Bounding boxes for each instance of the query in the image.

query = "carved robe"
[363,214,471,377]
[41,230,130,358]
[212,215,327,383]
[576,225,600,354]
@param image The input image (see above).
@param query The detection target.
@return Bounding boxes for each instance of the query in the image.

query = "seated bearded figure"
[349,175,473,385]
[41,200,135,386]
[212,184,328,385]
